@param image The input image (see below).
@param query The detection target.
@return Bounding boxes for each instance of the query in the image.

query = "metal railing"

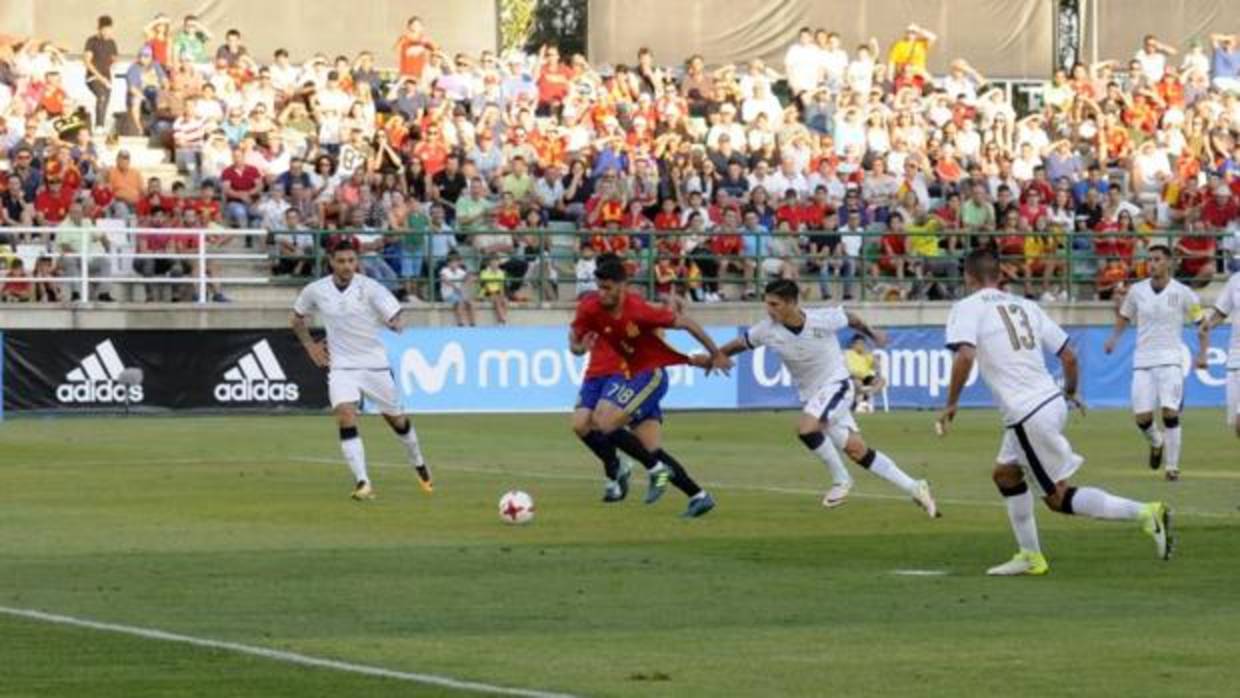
[0,227,268,303]
[263,227,1234,304]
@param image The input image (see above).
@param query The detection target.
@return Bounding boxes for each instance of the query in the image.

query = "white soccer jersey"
[744,306,851,401]
[293,274,401,370]
[946,289,1069,425]
[1214,272,1240,369]
[1119,278,1200,369]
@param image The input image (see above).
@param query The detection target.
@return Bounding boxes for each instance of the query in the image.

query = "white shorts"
[1132,365,1184,414]
[328,369,402,415]
[997,397,1084,495]
[804,379,859,449]
[1228,370,1240,426]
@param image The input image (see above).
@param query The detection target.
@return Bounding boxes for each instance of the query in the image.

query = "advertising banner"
[2,330,328,412]
[383,326,740,414]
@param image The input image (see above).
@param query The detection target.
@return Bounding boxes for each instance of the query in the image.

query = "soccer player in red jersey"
[570,256,732,517]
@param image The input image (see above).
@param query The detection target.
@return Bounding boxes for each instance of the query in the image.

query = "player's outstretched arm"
[291,312,329,368]
[674,313,733,374]
[846,312,887,347]
[718,336,749,358]
[938,344,975,436]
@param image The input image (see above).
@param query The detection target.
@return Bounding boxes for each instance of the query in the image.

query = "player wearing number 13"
[940,251,1172,576]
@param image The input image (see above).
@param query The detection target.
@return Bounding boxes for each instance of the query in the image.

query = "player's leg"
[364,370,433,493]
[572,377,629,502]
[1229,370,1240,438]
[1131,369,1164,470]
[986,455,1048,577]
[1017,401,1173,560]
[796,397,853,508]
[1156,365,1184,480]
[631,418,714,518]
[819,380,937,517]
[330,372,373,500]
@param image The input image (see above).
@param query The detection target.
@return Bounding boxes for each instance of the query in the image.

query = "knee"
[1161,412,1180,429]
[991,464,1024,490]
[844,438,869,464]
[335,406,358,427]
[1134,414,1154,430]
[571,414,592,438]
[797,430,825,451]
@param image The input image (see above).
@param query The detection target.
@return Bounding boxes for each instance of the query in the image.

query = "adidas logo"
[57,340,144,403]
[214,340,301,402]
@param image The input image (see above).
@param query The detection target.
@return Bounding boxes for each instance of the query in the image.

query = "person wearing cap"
[125,46,167,134]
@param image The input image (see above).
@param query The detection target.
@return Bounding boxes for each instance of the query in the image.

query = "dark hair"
[964,249,1001,283]
[226,29,241,38]
[850,334,867,345]
[98,15,113,29]
[594,257,628,282]
[1148,243,1172,256]
[331,239,357,255]
[764,278,800,301]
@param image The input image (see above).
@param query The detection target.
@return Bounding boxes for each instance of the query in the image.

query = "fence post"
[79,228,90,301]
[1066,229,1075,302]
[197,229,208,304]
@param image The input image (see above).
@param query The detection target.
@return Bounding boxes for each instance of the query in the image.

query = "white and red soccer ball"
[499,490,535,524]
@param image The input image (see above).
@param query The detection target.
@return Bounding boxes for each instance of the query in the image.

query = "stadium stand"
[1,14,1238,309]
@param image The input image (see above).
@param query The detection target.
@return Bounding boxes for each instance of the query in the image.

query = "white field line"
[0,606,578,698]
[291,456,1240,520]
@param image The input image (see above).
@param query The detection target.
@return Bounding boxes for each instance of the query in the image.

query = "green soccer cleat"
[645,464,670,505]
[1141,502,1174,561]
[986,550,1050,576]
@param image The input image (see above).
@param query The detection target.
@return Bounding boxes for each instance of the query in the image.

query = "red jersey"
[583,321,627,379]
[572,292,687,374]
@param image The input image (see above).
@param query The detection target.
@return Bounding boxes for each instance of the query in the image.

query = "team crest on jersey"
[626,322,640,338]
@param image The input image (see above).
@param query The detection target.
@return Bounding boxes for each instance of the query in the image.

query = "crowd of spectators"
[3,14,1240,306]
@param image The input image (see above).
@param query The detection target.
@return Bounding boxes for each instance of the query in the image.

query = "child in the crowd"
[575,241,598,298]
[479,255,509,324]
[438,251,475,327]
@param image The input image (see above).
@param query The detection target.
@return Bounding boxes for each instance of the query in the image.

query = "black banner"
[3,330,329,412]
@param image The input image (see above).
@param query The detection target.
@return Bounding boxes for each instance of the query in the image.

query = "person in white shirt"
[1135,34,1177,85]
[815,31,849,91]
[940,250,1172,576]
[1196,271,1240,436]
[1103,246,1202,478]
[713,279,939,514]
[784,28,821,99]
[291,241,433,500]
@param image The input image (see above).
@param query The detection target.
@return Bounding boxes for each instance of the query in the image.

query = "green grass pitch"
[3,409,1239,697]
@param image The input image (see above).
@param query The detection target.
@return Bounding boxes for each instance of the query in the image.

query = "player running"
[939,250,1172,576]
[1196,270,1240,437]
[291,241,432,500]
[570,256,732,518]
[712,280,938,515]
[1102,244,1202,480]
[572,329,640,502]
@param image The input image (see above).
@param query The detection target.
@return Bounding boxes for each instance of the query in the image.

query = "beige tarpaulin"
[1089,0,1232,66]
[0,0,496,66]
[588,0,1054,78]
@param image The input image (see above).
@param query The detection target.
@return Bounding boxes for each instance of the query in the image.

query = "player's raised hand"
[306,340,330,368]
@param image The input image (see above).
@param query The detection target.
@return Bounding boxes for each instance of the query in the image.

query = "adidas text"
[56,382,144,403]
[213,381,300,402]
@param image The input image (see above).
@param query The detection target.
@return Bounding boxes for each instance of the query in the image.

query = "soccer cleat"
[351,480,375,501]
[1164,469,1180,482]
[645,465,670,505]
[616,459,633,500]
[986,550,1050,576]
[1148,445,1163,470]
[822,481,853,508]
[602,481,624,503]
[911,480,941,518]
[415,465,434,494]
[1141,502,1174,561]
[680,492,716,519]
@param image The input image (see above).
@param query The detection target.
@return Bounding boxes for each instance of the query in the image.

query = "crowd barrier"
[1,326,1231,416]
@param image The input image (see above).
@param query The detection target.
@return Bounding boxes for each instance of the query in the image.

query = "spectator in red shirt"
[220,148,262,228]
[536,45,573,116]
[1201,185,1237,230]
[394,16,435,81]
[1018,187,1048,228]
[34,178,72,226]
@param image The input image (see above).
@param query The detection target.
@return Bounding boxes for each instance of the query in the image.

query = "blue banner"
[382,326,738,413]
[381,325,1230,414]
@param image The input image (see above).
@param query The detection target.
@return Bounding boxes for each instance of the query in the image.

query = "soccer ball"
[499,490,535,524]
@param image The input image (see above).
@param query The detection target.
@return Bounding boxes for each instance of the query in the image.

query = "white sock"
[394,421,426,467]
[1070,486,1143,520]
[1139,422,1164,448]
[1004,488,1041,553]
[813,440,853,486]
[1163,425,1181,471]
[865,450,918,496]
[341,436,369,484]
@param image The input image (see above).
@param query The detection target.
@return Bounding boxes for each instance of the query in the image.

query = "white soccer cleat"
[822,481,853,508]
[912,480,940,518]
[986,550,1050,576]
[351,481,375,501]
